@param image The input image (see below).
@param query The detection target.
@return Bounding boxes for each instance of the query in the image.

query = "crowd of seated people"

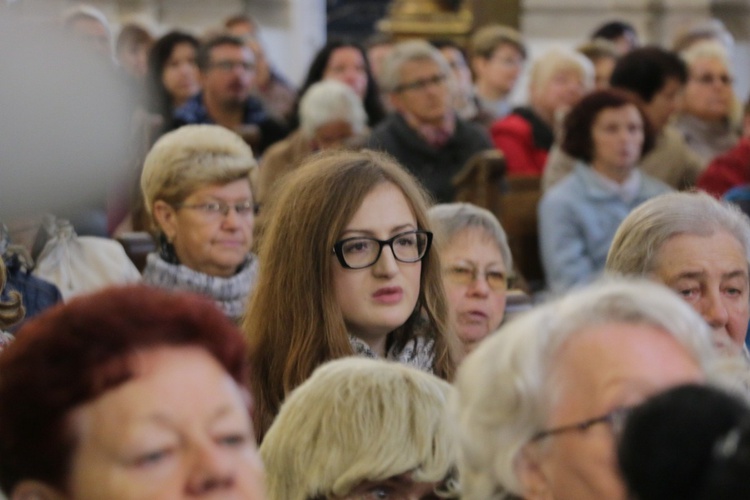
[6,6,750,499]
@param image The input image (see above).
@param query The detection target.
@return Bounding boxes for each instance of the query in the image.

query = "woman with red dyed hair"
[0,285,266,499]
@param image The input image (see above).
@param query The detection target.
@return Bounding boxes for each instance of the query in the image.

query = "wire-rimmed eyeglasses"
[530,406,634,443]
[332,230,432,270]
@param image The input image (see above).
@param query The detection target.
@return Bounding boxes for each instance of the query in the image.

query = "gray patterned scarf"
[142,252,258,322]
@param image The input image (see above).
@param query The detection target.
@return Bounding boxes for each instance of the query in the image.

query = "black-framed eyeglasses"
[394,74,447,93]
[176,201,257,219]
[529,406,633,443]
[332,230,432,270]
[444,265,512,291]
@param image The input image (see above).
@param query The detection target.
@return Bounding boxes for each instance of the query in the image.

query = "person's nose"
[221,206,245,230]
[700,288,730,331]
[467,272,491,297]
[372,243,399,278]
[186,444,235,495]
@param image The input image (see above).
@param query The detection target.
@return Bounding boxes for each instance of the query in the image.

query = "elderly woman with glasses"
[452,279,716,500]
[140,124,258,322]
[428,202,513,356]
[243,149,458,441]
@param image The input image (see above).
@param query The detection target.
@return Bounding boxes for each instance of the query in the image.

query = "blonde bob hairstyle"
[243,149,457,441]
[261,357,457,500]
[140,124,257,227]
[452,278,716,500]
[606,191,750,276]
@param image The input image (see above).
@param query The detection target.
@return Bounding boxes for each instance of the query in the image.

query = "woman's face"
[332,182,422,352]
[682,57,734,122]
[162,42,200,106]
[590,104,644,178]
[441,227,507,353]
[154,179,254,277]
[324,47,368,100]
[534,68,587,119]
[65,346,266,499]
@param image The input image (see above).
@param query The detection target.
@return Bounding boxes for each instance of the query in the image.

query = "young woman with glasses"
[243,149,458,441]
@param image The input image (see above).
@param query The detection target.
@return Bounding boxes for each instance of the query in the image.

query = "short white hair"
[680,39,731,72]
[528,45,594,92]
[428,202,513,272]
[451,278,716,499]
[380,39,452,93]
[606,191,750,276]
[299,79,368,139]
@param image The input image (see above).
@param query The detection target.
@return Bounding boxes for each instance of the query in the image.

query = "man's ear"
[152,200,178,242]
[515,443,554,500]
[11,480,66,500]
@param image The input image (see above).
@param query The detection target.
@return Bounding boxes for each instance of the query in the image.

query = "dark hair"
[618,384,750,500]
[610,46,688,102]
[0,285,249,494]
[196,33,246,72]
[289,39,386,128]
[146,31,200,120]
[561,88,655,163]
[591,20,636,42]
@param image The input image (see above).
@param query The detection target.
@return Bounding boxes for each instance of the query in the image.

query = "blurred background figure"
[365,32,396,87]
[539,89,670,293]
[140,125,259,323]
[491,46,593,176]
[675,41,739,163]
[590,20,639,55]
[619,384,750,500]
[431,38,480,122]
[225,14,297,124]
[0,260,23,349]
[428,202,512,356]
[257,79,368,206]
[673,18,735,54]
[292,39,386,129]
[698,96,750,197]
[0,285,267,499]
[261,358,457,500]
[61,4,113,61]
[469,24,527,125]
[544,46,703,191]
[116,23,153,84]
[367,40,493,203]
[577,39,619,90]
[146,31,201,137]
[172,34,288,155]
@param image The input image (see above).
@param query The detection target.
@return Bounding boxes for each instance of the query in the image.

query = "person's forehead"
[210,43,251,60]
[654,230,748,277]
[400,58,440,77]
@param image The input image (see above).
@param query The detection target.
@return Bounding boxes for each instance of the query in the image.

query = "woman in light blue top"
[539,89,671,293]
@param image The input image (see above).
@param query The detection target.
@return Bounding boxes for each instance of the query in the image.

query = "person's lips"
[458,310,489,325]
[372,286,403,304]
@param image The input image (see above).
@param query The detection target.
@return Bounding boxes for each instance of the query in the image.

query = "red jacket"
[491,107,554,176]
[697,137,750,197]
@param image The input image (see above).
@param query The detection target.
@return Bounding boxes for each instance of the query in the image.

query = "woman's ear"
[152,200,178,242]
[11,480,66,500]
[515,443,554,500]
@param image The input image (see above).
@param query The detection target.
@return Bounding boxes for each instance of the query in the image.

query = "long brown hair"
[243,150,457,440]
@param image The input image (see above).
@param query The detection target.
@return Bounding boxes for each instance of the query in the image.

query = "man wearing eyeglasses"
[366,40,493,203]
[452,279,716,500]
[173,34,288,154]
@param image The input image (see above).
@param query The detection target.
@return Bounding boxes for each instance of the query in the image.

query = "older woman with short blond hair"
[140,124,258,321]
[261,357,457,500]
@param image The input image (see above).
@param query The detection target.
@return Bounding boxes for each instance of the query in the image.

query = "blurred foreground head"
[0,285,266,499]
